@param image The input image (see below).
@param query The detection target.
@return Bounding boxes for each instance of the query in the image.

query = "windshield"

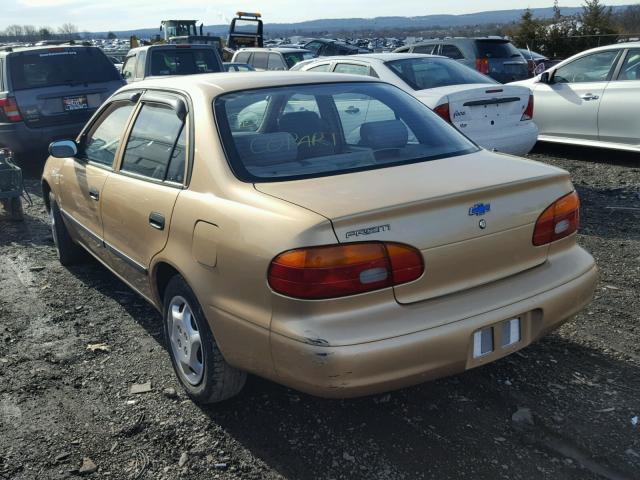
[9,48,120,90]
[475,40,522,59]
[214,82,477,182]
[283,52,315,69]
[150,48,221,76]
[386,57,497,90]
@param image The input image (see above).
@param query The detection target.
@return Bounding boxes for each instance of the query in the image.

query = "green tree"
[107,31,117,39]
[579,0,618,48]
[512,8,542,51]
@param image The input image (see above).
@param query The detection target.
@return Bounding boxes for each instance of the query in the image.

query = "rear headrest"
[360,120,408,150]
[278,111,324,135]
[233,132,298,167]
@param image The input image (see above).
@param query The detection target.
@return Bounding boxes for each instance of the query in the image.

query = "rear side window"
[214,82,477,182]
[122,56,136,80]
[84,103,135,167]
[234,51,251,63]
[307,63,330,72]
[9,48,120,90]
[441,45,464,60]
[121,103,186,181]
[135,51,147,78]
[150,48,221,76]
[252,52,268,69]
[475,40,521,59]
[267,54,286,70]
[617,49,640,81]
[413,45,436,54]
[334,63,369,76]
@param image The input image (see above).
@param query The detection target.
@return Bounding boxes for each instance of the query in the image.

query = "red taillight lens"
[0,96,23,123]
[475,57,490,74]
[268,242,424,299]
[532,191,580,246]
[433,102,451,123]
[521,94,534,121]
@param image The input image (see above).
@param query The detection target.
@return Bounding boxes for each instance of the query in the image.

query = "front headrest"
[233,132,298,167]
[360,120,409,150]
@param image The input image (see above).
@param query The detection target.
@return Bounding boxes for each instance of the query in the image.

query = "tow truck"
[227,12,264,51]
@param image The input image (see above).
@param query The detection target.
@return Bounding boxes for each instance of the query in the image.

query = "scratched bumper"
[269,245,597,398]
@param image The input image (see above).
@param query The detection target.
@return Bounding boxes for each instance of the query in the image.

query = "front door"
[533,49,620,141]
[100,95,188,299]
[59,101,136,259]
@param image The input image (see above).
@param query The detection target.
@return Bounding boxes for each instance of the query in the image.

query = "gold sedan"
[42,72,598,403]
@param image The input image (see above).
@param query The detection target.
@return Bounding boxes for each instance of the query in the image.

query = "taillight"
[532,191,580,246]
[521,94,534,121]
[433,102,451,123]
[475,57,490,74]
[0,96,23,123]
[268,242,424,299]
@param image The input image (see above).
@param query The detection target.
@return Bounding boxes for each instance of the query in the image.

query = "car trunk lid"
[431,84,531,137]
[256,151,573,303]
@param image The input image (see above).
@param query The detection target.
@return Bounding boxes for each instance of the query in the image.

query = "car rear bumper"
[0,121,84,158]
[268,244,597,398]
[466,121,538,156]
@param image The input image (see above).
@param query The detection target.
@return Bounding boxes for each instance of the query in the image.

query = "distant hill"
[92,5,633,39]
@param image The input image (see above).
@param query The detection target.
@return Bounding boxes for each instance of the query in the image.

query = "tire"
[163,275,246,404]
[49,192,84,265]
[9,197,24,222]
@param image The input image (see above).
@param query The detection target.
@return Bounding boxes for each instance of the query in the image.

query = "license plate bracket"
[63,95,88,111]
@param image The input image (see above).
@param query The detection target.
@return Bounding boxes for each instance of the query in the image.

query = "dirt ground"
[1,143,639,480]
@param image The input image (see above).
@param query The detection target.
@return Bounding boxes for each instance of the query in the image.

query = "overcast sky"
[0,0,634,31]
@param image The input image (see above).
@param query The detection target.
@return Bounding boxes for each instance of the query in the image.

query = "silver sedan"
[512,42,640,152]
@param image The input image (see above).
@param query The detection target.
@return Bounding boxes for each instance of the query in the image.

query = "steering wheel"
[573,72,590,83]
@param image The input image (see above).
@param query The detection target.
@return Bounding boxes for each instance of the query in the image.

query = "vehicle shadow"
[531,143,640,168]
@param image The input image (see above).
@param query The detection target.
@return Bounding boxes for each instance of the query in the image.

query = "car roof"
[301,53,444,63]
[237,47,311,53]
[120,71,382,96]
[130,44,217,53]
[0,44,99,57]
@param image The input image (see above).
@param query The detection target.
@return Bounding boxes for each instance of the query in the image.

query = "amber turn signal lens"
[268,242,424,299]
[532,191,580,246]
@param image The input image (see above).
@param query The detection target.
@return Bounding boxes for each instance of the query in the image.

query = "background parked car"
[294,54,537,155]
[0,44,124,160]
[304,39,367,57]
[121,44,223,83]
[223,62,255,72]
[231,47,314,71]
[395,38,529,83]
[511,42,640,153]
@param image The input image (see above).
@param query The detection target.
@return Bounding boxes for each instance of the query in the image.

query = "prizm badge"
[468,203,491,216]
[345,224,390,239]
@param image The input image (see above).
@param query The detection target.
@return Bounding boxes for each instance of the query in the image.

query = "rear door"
[8,47,123,128]
[533,49,620,141]
[597,48,640,146]
[267,53,287,71]
[58,99,137,259]
[100,91,188,298]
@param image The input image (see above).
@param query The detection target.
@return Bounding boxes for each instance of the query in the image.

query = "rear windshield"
[150,48,221,76]
[475,40,522,59]
[9,48,120,90]
[214,82,477,182]
[386,57,497,90]
[283,52,315,69]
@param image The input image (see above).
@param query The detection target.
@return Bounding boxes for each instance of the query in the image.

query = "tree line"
[509,1,640,58]
[0,23,80,42]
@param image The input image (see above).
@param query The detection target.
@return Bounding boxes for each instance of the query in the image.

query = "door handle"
[345,106,360,114]
[88,188,99,201]
[148,212,165,231]
[581,94,600,101]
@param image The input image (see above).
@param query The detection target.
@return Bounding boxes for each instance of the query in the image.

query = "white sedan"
[292,53,538,156]
[511,42,640,153]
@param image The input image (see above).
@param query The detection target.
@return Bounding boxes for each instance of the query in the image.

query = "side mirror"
[49,140,78,158]
[539,71,552,84]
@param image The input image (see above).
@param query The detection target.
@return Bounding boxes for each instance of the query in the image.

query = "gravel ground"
[1,143,639,480]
